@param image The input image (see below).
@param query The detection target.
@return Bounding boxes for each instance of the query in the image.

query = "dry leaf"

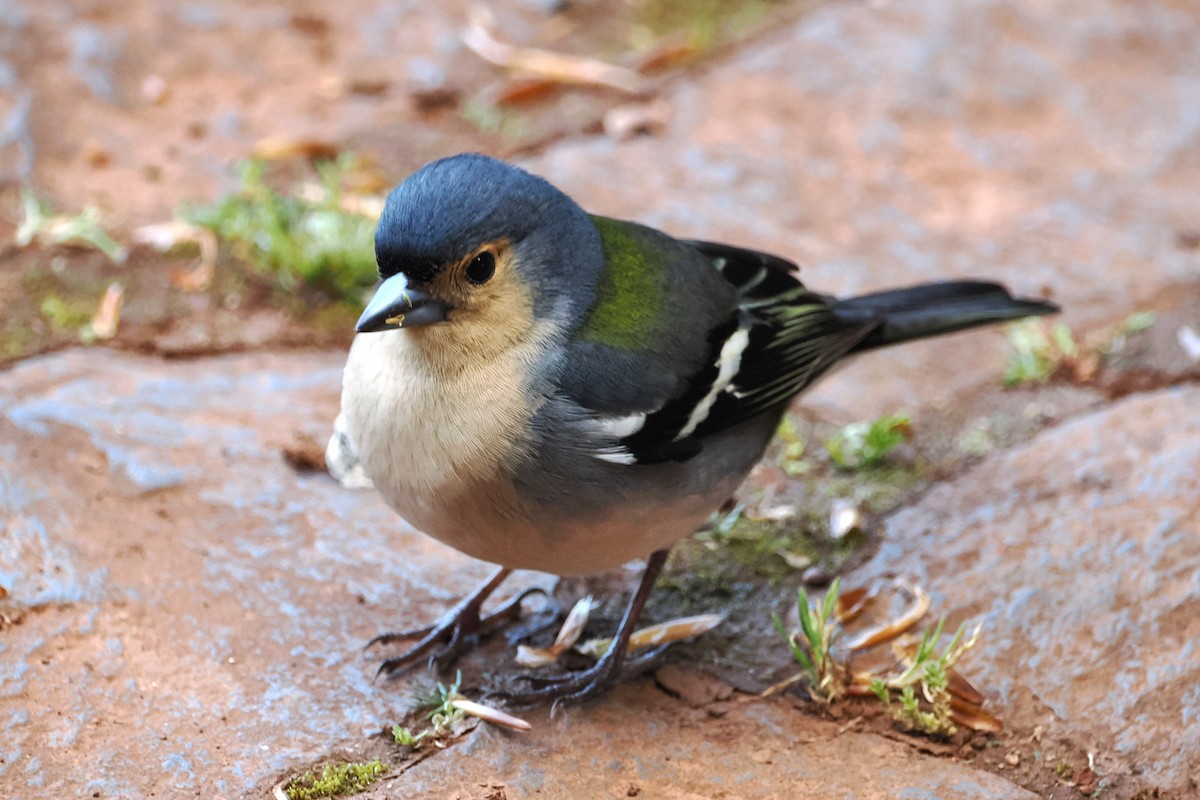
[635,40,702,74]
[135,221,219,292]
[493,77,561,107]
[449,699,531,731]
[829,499,864,540]
[90,282,123,340]
[835,583,880,625]
[1178,324,1200,362]
[464,6,649,94]
[251,136,340,162]
[844,580,930,652]
[947,669,986,706]
[515,596,595,667]
[602,99,672,141]
[949,698,1004,733]
[576,613,723,659]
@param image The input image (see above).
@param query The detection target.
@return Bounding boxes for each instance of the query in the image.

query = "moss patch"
[282,760,386,800]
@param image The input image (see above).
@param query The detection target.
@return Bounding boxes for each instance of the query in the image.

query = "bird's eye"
[465,251,496,285]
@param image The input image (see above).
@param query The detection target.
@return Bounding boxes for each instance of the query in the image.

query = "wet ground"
[2,0,1200,798]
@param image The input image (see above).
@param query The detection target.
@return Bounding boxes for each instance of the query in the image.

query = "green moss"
[182,157,378,303]
[691,507,825,584]
[579,217,663,349]
[38,294,94,331]
[821,464,923,517]
[283,760,386,800]
[459,98,529,142]
[636,0,792,49]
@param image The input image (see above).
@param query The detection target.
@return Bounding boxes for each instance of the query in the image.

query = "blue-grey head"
[356,154,603,343]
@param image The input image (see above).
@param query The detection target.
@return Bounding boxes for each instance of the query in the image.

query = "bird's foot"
[493,549,673,707]
[500,644,670,706]
[367,568,546,677]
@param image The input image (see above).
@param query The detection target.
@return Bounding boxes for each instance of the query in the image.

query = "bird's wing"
[613,241,877,463]
[557,219,877,465]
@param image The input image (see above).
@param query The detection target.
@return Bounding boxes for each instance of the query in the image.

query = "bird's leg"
[503,549,670,705]
[368,567,545,677]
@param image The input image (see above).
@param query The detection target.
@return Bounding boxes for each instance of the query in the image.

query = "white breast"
[339,330,534,524]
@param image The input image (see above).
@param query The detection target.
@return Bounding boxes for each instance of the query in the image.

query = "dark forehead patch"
[375,249,442,284]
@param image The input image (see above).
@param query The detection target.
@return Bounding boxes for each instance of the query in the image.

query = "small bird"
[337,153,1057,703]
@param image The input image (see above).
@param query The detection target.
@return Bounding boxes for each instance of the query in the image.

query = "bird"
[335,152,1058,704]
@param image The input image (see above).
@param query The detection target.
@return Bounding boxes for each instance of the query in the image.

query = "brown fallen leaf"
[828,499,865,540]
[844,580,931,652]
[90,282,123,340]
[1177,324,1200,362]
[635,40,702,74]
[1073,766,1098,795]
[947,669,986,707]
[494,77,561,107]
[603,99,672,141]
[464,6,650,94]
[251,135,340,162]
[449,699,531,731]
[134,221,219,292]
[576,613,723,659]
[949,696,1004,733]
[834,583,880,626]
[515,595,595,667]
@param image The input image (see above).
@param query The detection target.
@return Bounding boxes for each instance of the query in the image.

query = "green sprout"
[772,577,844,702]
[1102,309,1156,358]
[15,188,128,263]
[391,671,470,748]
[183,156,378,301]
[282,760,386,800]
[1118,310,1156,336]
[870,617,981,736]
[775,416,808,476]
[825,412,911,470]
[1003,318,1080,386]
[773,578,992,737]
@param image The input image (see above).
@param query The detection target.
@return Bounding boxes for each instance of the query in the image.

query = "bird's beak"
[356,273,449,333]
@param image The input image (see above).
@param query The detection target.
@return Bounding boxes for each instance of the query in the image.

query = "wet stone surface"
[0,348,1036,799]
[849,385,1200,795]
[0,349,485,796]
[527,0,1200,424]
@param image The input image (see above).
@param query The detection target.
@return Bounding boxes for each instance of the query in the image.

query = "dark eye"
[465,251,496,285]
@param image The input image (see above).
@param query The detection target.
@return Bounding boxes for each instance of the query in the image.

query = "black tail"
[832,281,1059,353]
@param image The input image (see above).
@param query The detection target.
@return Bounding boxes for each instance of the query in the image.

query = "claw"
[478,587,548,634]
[367,567,516,677]
[502,643,671,707]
